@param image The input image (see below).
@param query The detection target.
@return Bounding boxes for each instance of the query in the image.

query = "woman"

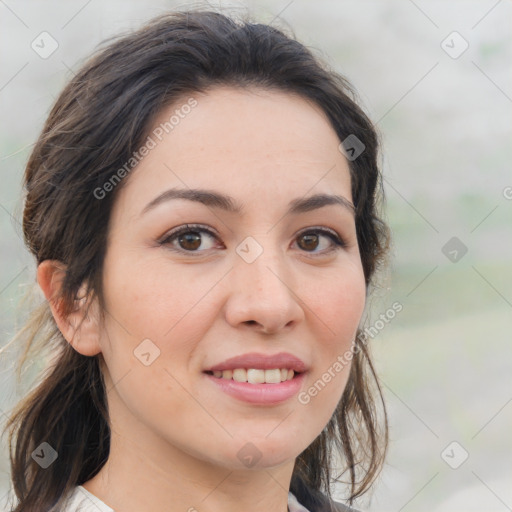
[2,9,390,512]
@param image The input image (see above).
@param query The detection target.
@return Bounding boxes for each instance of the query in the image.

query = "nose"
[223,243,305,335]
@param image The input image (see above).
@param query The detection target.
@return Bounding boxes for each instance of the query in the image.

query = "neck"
[83,426,294,512]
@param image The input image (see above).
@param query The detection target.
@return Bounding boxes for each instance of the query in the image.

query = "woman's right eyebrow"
[140,187,356,218]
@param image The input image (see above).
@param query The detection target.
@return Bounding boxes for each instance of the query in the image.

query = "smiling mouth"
[204,368,299,384]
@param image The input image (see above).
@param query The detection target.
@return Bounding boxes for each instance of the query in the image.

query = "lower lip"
[204,372,306,404]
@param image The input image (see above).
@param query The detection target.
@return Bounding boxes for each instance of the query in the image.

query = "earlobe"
[36,260,102,356]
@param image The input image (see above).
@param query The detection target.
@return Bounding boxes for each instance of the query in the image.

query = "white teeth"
[247,369,265,384]
[221,369,232,380]
[211,368,296,384]
[232,369,247,382]
[264,369,281,384]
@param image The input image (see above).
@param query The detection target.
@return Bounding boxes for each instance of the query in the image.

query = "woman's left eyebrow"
[140,187,355,218]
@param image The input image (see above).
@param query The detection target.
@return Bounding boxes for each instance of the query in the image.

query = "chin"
[229,435,308,470]
[191,435,303,472]
[226,452,298,471]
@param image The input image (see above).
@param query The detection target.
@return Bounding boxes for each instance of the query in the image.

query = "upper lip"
[204,352,308,373]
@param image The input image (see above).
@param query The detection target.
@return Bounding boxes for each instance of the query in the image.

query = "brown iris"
[298,233,319,252]
[178,231,202,250]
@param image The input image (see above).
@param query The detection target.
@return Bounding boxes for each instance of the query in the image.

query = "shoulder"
[60,486,114,512]
[328,500,361,512]
[317,497,361,512]
[317,496,361,512]
[289,479,362,512]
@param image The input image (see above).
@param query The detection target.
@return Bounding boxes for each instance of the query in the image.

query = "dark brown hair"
[2,9,390,512]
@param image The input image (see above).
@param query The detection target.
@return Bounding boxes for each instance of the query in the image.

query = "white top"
[63,485,312,511]
[63,486,113,511]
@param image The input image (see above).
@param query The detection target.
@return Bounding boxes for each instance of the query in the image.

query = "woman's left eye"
[159,224,345,256]
[294,228,346,254]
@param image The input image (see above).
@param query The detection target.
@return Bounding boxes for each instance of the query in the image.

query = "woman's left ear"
[37,259,103,356]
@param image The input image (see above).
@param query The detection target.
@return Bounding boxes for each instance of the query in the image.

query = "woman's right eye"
[159,224,221,254]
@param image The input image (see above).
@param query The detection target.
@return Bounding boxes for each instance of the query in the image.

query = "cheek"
[102,253,216,338]
[98,257,216,430]
[98,253,225,398]
[298,265,365,418]
[305,264,366,343]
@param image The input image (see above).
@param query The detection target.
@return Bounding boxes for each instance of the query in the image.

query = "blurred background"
[0,1,511,511]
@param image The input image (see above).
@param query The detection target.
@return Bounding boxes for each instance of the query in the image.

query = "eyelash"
[158,223,347,257]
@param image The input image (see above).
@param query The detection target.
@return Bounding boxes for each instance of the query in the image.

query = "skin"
[38,86,366,512]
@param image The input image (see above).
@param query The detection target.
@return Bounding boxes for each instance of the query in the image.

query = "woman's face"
[96,85,366,471]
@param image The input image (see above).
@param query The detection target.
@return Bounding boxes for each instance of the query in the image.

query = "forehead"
[116,85,352,217]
